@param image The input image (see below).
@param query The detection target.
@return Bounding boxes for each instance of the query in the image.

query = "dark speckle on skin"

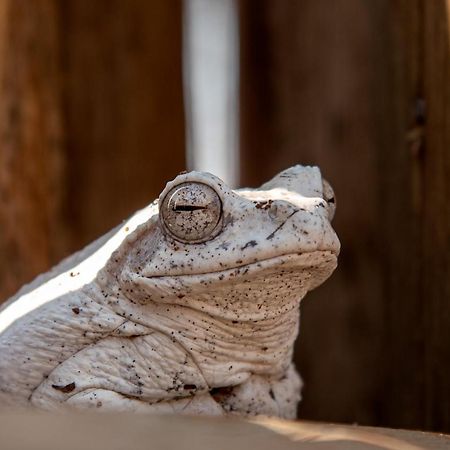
[241,240,258,250]
[222,214,234,227]
[51,382,76,393]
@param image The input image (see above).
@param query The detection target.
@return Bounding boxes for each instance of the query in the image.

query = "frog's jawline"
[144,250,337,282]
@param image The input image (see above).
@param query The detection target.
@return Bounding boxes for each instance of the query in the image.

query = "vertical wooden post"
[376,0,426,429]
[0,0,66,301]
[61,0,186,249]
[240,0,388,426]
[422,1,450,431]
[379,0,450,431]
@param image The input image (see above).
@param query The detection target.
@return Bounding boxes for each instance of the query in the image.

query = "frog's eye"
[160,182,222,243]
[322,179,336,221]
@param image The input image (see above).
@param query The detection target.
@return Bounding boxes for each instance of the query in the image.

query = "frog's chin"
[139,250,337,290]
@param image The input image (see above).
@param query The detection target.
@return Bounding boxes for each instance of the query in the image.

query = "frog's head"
[105,166,340,321]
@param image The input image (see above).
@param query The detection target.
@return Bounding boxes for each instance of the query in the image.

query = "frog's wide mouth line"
[142,250,338,283]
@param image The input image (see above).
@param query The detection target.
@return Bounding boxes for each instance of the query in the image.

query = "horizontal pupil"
[173,204,207,212]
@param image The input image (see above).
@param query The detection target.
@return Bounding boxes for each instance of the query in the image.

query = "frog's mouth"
[139,250,338,290]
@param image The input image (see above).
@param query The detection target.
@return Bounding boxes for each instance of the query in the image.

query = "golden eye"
[160,182,222,243]
[322,179,336,221]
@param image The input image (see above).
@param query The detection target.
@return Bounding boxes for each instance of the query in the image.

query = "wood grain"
[0,0,66,301]
[60,0,186,250]
[240,0,450,433]
[422,0,450,431]
[377,0,426,430]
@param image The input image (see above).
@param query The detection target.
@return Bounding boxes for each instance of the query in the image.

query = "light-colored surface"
[256,417,450,450]
[0,413,449,450]
[0,166,339,417]
[183,0,239,185]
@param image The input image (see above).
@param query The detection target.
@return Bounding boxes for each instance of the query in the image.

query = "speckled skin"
[0,166,339,418]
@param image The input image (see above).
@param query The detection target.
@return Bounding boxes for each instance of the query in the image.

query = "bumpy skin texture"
[0,166,340,418]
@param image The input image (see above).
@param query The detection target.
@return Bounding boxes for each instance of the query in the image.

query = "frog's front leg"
[28,322,300,417]
[67,388,225,415]
[210,364,302,419]
[29,332,215,412]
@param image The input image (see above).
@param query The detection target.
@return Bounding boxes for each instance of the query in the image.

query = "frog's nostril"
[268,203,278,219]
[268,201,298,220]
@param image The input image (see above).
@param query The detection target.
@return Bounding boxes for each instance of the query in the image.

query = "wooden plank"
[0,412,448,450]
[61,0,186,251]
[380,0,450,432]
[0,0,66,301]
[378,0,426,430]
[239,0,388,426]
[422,0,450,431]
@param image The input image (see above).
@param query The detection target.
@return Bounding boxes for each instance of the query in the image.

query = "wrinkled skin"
[0,166,340,418]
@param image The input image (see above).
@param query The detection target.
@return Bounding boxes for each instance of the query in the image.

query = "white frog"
[0,165,339,418]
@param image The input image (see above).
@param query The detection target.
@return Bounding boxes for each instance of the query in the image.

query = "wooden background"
[0,0,449,433]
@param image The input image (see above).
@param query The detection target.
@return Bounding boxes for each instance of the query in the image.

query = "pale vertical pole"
[183,0,239,186]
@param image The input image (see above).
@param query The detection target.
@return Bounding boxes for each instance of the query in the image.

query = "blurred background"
[0,0,449,434]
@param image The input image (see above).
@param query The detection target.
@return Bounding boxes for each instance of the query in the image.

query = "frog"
[0,165,339,418]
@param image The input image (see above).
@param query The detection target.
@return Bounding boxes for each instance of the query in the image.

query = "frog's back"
[0,224,121,314]
[0,203,157,334]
